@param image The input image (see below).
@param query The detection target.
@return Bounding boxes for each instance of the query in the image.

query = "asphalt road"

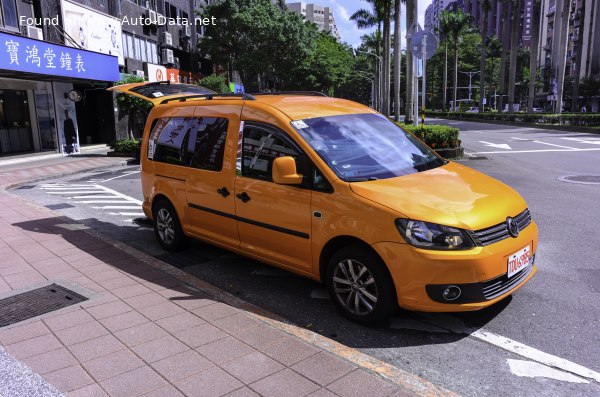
[12,119,600,396]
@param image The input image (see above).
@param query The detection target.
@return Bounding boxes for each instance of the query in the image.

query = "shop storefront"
[0,31,119,156]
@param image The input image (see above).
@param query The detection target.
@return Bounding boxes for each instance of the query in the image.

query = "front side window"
[292,113,446,181]
[148,117,228,170]
[240,123,302,182]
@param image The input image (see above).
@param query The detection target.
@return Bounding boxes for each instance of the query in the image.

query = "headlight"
[395,219,475,250]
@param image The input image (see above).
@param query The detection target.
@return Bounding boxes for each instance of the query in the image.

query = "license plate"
[507,245,531,278]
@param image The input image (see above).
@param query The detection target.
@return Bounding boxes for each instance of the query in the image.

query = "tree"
[382,0,392,116]
[486,35,503,109]
[197,74,229,93]
[478,0,491,112]
[115,75,151,139]
[448,10,472,111]
[393,0,402,120]
[498,0,511,112]
[571,0,586,111]
[507,0,523,113]
[527,0,542,113]
[436,11,453,111]
[405,0,416,122]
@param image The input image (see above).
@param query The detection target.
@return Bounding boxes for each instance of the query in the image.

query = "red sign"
[166,68,203,84]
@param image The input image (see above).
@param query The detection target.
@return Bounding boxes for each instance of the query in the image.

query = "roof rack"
[160,93,256,104]
[251,91,328,97]
[144,81,171,86]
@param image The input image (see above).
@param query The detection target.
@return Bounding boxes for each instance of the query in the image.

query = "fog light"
[442,285,461,301]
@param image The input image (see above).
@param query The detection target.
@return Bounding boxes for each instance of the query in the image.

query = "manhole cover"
[0,284,88,327]
[16,185,36,190]
[558,175,600,185]
[45,203,75,210]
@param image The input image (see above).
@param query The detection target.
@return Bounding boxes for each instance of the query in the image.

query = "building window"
[1,0,19,29]
[123,32,158,64]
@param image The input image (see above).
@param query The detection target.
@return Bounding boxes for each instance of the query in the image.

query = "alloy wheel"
[156,208,175,245]
[332,259,379,316]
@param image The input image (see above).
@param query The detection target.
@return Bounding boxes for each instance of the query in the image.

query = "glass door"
[0,90,34,155]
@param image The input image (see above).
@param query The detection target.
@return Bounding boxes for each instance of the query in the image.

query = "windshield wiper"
[346,176,379,182]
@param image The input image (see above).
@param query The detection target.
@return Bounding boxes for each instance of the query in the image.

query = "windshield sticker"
[291,120,309,129]
[152,92,165,98]
[148,139,155,159]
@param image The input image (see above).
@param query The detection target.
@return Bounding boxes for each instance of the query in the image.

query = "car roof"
[250,94,376,120]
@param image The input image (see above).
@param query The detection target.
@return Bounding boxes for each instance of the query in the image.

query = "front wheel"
[153,199,186,251]
[326,246,397,325]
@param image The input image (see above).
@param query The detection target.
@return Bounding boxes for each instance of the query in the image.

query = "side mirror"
[272,156,303,185]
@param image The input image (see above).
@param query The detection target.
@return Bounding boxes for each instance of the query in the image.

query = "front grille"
[481,261,533,300]
[471,209,532,246]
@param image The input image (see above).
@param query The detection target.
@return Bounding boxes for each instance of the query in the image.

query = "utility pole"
[459,71,480,101]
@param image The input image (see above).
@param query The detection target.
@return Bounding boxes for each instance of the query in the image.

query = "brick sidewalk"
[0,156,448,397]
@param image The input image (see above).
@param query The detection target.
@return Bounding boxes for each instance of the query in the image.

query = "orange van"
[110,82,537,324]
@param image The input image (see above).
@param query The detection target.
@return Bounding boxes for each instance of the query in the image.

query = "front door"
[234,121,312,271]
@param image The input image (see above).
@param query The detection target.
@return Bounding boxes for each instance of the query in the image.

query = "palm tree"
[507,0,523,113]
[527,0,542,113]
[436,11,453,111]
[393,0,402,121]
[448,10,472,111]
[382,0,392,116]
[479,0,492,112]
[486,35,502,109]
[405,0,416,122]
[498,0,511,112]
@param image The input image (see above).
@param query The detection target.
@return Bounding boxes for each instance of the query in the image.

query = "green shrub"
[116,75,153,114]
[197,74,229,93]
[398,123,460,149]
[110,139,140,154]
[427,111,600,127]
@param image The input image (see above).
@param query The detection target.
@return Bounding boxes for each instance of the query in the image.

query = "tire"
[326,246,397,325]
[152,199,186,251]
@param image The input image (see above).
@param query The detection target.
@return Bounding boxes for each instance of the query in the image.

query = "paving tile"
[43,364,95,393]
[307,388,339,397]
[124,292,167,309]
[151,350,213,382]
[142,276,184,292]
[0,320,50,345]
[114,322,168,347]
[99,311,149,333]
[174,323,228,348]
[138,301,186,321]
[5,333,63,359]
[4,269,47,286]
[44,309,95,332]
[86,270,125,283]
[235,323,286,350]
[141,385,185,397]
[224,387,261,397]
[262,335,321,366]
[55,321,109,346]
[222,351,284,384]
[174,366,243,397]
[112,283,153,299]
[171,296,215,311]
[154,312,206,334]
[85,300,132,320]
[191,302,240,321]
[326,370,398,397]
[68,334,126,362]
[131,335,189,363]
[22,347,78,375]
[292,352,357,387]
[67,384,109,397]
[195,336,255,365]
[250,369,320,397]
[96,276,139,290]
[82,349,146,381]
[100,366,168,397]
[213,313,263,335]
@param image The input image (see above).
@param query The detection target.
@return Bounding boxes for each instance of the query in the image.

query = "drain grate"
[558,175,600,185]
[0,284,88,327]
[45,203,75,210]
[16,185,36,190]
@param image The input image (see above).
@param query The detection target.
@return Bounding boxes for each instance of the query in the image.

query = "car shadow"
[12,214,512,350]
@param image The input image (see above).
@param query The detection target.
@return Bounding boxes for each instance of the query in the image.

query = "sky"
[319,0,430,48]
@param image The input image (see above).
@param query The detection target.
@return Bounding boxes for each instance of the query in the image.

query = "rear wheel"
[153,199,185,251]
[326,246,397,325]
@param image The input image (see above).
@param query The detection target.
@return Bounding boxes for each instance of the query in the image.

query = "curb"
[3,164,460,397]
[429,116,600,134]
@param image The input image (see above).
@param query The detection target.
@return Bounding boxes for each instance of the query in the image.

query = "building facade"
[286,2,340,40]
[425,0,457,34]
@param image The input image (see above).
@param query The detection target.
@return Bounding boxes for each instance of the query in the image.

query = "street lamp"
[356,50,383,112]
[459,71,480,102]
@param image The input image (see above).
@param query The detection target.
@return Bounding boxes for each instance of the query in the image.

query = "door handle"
[236,192,251,203]
[217,187,230,197]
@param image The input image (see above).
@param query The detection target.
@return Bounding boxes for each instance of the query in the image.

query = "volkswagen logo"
[506,217,520,238]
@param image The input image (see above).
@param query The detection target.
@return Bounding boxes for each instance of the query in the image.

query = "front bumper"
[372,221,538,312]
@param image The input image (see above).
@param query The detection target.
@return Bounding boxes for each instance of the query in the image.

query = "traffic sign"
[410,30,438,60]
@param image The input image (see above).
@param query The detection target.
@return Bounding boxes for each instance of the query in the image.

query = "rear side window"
[148,117,228,171]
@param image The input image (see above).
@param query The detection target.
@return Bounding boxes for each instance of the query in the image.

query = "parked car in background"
[466,107,479,113]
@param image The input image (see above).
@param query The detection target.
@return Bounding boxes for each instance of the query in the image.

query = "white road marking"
[509,137,578,150]
[92,206,141,210]
[507,359,588,384]
[70,195,120,199]
[415,313,600,384]
[109,212,145,216]
[562,137,600,145]
[98,170,141,183]
[46,191,106,195]
[77,200,135,204]
[479,141,512,150]
[472,148,600,154]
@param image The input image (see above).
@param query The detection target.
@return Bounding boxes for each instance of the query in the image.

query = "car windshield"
[292,113,446,181]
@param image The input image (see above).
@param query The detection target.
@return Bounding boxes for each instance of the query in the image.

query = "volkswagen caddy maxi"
[110,82,537,324]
